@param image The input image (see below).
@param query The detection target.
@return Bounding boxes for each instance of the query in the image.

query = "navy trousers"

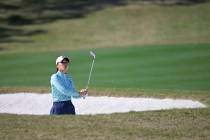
[50,100,75,115]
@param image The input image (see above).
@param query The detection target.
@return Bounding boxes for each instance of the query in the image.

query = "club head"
[90,51,96,59]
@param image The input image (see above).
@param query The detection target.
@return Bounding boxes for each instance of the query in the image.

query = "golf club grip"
[82,88,88,99]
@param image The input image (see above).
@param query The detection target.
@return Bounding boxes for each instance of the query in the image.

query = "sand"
[0,93,206,115]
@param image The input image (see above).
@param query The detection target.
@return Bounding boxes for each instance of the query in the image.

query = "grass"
[0,44,210,90]
[0,87,210,140]
[0,108,209,140]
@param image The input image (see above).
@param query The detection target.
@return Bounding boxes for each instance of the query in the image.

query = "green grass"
[0,43,210,90]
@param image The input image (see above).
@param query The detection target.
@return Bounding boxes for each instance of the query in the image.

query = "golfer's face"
[58,60,69,72]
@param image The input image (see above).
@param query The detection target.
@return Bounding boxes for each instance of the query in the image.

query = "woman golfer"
[50,56,87,115]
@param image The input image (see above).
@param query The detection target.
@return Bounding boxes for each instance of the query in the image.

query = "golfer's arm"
[70,80,81,99]
[69,89,80,98]
[51,75,80,97]
[69,87,81,98]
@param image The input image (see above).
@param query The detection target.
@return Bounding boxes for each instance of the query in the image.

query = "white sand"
[0,93,206,115]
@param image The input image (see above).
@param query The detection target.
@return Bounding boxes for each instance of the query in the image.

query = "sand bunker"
[0,93,206,115]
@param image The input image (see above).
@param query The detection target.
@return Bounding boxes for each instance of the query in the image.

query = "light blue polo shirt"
[50,71,81,102]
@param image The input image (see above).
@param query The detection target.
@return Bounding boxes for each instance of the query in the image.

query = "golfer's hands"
[79,88,88,97]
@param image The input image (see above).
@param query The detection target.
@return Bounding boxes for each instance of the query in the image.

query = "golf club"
[83,50,96,98]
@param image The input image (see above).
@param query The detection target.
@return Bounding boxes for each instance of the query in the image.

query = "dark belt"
[53,100,72,105]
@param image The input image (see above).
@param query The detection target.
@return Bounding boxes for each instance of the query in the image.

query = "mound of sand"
[0,93,206,115]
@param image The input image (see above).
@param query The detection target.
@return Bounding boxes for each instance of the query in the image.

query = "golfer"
[50,56,87,115]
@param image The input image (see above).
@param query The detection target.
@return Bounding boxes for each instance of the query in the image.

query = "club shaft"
[86,59,95,89]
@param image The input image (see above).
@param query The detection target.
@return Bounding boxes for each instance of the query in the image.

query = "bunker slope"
[0,93,206,115]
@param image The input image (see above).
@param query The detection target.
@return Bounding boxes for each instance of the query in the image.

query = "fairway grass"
[0,44,210,90]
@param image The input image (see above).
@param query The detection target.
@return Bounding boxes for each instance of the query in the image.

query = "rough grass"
[0,108,209,140]
[0,87,209,140]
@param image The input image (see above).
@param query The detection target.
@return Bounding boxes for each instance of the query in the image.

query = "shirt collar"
[57,71,71,78]
[57,70,65,76]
